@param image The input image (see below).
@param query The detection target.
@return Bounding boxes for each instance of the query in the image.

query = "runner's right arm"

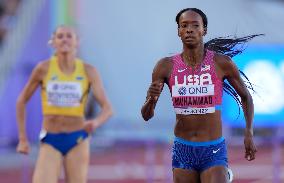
[16,62,47,154]
[141,58,171,121]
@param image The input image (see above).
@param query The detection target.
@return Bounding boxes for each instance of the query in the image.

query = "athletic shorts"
[40,129,89,156]
[172,136,228,172]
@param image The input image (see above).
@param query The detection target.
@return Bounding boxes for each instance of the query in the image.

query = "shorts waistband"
[39,129,88,139]
[174,136,225,146]
[46,129,86,135]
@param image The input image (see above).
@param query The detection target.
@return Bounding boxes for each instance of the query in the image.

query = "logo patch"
[77,136,83,143]
[178,86,187,95]
[213,148,221,154]
[52,83,59,90]
[76,76,84,80]
[51,75,58,81]
[201,64,210,71]
[178,68,187,73]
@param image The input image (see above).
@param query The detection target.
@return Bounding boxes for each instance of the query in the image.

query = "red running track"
[0,141,283,183]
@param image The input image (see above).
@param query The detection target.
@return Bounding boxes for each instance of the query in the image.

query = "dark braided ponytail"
[205,34,264,110]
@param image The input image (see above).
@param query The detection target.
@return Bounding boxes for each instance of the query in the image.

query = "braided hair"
[205,34,263,108]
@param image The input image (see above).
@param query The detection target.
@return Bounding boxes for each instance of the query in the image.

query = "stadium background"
[0,0,283,182]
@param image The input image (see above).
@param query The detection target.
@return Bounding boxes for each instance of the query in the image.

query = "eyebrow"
[56,32,73,35]
[181,20,200,24]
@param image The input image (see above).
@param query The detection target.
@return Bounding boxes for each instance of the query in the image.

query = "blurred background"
[0,0,283,182]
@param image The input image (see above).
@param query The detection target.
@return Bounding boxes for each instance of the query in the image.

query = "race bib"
[46,81,82,107]
[172,84,216,114]
[172,84,214,97]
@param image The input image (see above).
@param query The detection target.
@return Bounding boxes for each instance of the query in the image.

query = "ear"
[48,39,55,48]
[203,27,207,36]
[48,34,56,47]
[178,28,181,37]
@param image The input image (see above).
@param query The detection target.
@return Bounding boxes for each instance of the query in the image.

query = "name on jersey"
[46,81,82,107]
[173,96,213,107]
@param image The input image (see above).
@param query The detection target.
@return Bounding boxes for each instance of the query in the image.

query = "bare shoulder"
[32,60,50,80]
[153,56,173,78]
[155,56,172,69]
[213,53,239,78]
[83,62,99,80]
[214,53,233,68]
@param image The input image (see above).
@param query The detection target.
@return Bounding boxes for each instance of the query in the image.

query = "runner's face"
[52,27,78,54]
[178,10,206,47]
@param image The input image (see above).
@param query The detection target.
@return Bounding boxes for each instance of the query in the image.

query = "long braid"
[205,34,264,57]
[205,34,264,109]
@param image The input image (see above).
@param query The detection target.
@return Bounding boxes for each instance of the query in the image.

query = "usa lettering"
[175,73,212,85]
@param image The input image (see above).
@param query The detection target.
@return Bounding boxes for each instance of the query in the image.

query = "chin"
[186,43,198,49]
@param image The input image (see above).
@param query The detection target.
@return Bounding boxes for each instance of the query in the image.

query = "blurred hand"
[146,81,163,103]
[244,130,257,161]
[16,140,30,155]
[83,120,99,134]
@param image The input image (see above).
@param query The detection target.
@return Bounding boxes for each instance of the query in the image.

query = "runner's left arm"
[222,56,257,161]
[84,65,113,132]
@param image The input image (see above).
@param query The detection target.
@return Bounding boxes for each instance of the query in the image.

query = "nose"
[62,35,68,41]
[61,36,69,43]
[186,26,194,33]
[186,29,193,34]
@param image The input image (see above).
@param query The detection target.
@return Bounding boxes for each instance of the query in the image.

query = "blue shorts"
[172,136,228,172]
[40,129,89,156]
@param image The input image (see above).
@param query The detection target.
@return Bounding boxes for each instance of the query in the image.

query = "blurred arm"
[85,64,113,128]
[16,62,47,141]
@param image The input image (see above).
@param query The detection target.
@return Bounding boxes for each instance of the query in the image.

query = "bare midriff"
[42,115,85,133]
[174,110,222,141]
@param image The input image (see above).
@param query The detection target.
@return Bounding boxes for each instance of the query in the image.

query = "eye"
[56,34,63,39]
[67,33,73,39]
[180,23,187,28]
